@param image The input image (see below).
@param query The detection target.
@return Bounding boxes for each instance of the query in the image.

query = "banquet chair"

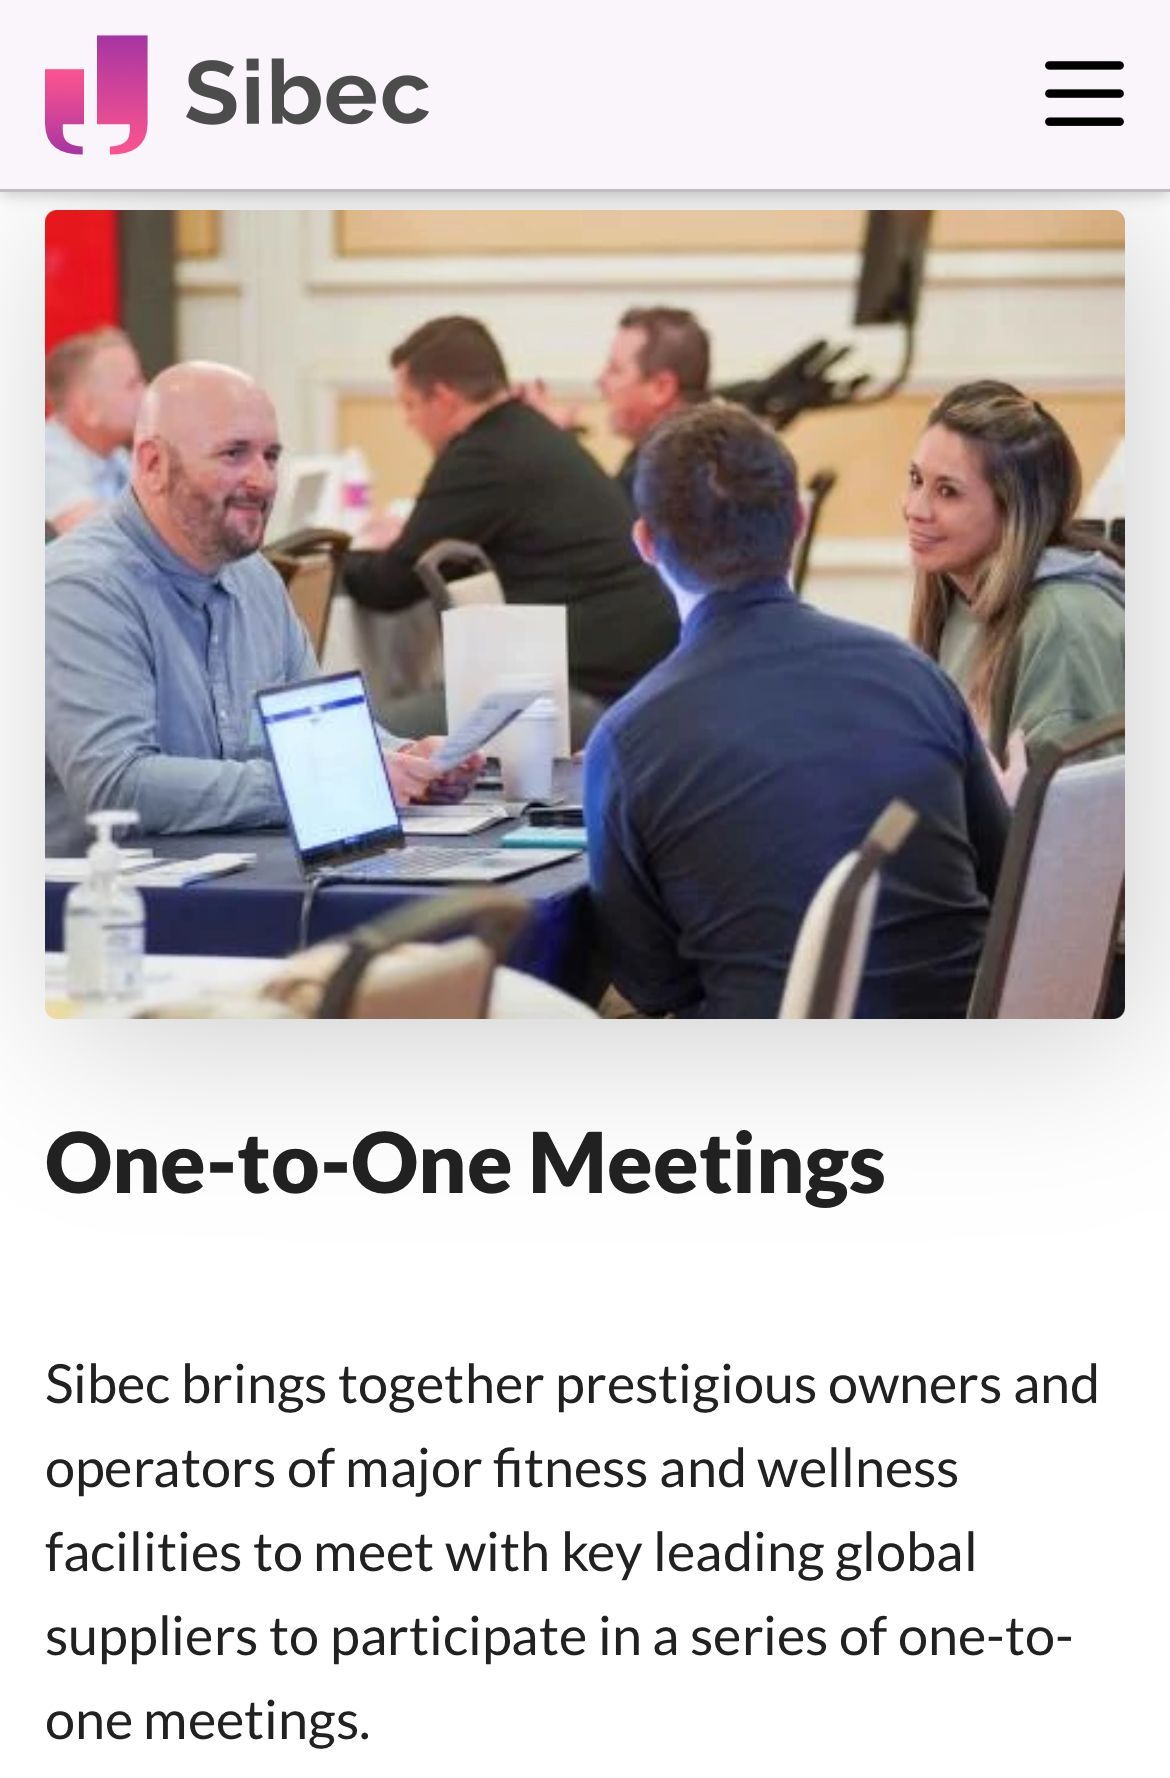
[792,469,838,595]
[327,538,508,705]
[967,715,1124,1019]
[413,538,507,612]
[265,526,351,656]
[779,800,918,1018]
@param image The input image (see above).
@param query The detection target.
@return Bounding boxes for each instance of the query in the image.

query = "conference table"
[45,785,601,1003]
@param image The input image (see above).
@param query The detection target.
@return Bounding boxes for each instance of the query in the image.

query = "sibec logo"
[45,35,148,155]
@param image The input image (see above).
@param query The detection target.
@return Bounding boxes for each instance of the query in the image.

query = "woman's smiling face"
[903,424,1003,587]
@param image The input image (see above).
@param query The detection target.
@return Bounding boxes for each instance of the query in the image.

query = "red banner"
[45,210,120,354]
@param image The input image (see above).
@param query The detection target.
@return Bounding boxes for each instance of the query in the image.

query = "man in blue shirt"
[583,403,1008,1018]
[45,328,144,534]
[46,362,470,854]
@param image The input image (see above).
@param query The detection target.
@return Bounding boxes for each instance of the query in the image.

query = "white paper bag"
[442,605,571,758]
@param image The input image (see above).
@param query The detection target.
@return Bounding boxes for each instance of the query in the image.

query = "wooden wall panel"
[784,391,1124,536]
[339,389,1125,540]
[935,211,1122,250]
[175,211,220,259]
[338,395,435,501]
[335,210,1123,259]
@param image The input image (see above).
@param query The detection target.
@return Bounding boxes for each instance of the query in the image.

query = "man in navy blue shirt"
[583,403,1008,1017]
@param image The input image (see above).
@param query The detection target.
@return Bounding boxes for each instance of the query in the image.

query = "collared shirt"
[584,580,1008,1019]
[45,417,131,527]
[46,489,318,854]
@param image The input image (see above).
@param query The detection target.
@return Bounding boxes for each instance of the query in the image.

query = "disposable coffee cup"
[498,695,557,802]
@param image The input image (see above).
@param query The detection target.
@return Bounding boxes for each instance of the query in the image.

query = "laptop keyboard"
[337,847,505,881]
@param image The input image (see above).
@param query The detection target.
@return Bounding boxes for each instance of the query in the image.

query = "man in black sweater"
[342,317,677,729]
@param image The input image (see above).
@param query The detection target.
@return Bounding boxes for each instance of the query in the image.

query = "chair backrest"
[968,715,1124,1019]
[1077,515,1125,560]
[283,554,334,655]
[265,935,497,1019]
[414,538,507,610]
[779,800,918,1018]
[326,540,506,704]
[265,527,352,657]
[138,940,497,1020]
[792,469,838,595]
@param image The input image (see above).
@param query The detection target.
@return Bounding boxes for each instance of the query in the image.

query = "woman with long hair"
[905,381,1123,768]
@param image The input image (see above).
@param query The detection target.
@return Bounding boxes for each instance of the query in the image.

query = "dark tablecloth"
[46,790,599,997]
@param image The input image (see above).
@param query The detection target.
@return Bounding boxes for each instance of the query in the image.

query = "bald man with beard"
[46,362,469,853]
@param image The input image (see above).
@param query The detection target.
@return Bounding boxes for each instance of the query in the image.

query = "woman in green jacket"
[903,381,1123,772]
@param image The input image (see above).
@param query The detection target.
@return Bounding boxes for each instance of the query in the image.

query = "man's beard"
[166,460,269,564]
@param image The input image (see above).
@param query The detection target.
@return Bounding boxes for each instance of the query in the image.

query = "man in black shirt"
[584,404,1008,1018]
[342,317,677,731]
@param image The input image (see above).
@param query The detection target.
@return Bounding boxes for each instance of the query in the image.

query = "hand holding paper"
[427,687,543,773]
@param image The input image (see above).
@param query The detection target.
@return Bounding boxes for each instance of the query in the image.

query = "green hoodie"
[936,546,1124,758]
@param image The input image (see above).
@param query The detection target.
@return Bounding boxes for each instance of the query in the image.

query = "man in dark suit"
[342,316,677,738]
[584,403,1009,1018]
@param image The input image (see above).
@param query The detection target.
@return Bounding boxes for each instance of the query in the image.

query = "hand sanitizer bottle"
[64,811,146,1009]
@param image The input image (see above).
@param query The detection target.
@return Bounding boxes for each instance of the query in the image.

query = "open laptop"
[256,671,569,884]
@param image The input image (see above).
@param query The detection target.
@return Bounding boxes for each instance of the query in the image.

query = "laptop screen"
[257,672,403,867]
